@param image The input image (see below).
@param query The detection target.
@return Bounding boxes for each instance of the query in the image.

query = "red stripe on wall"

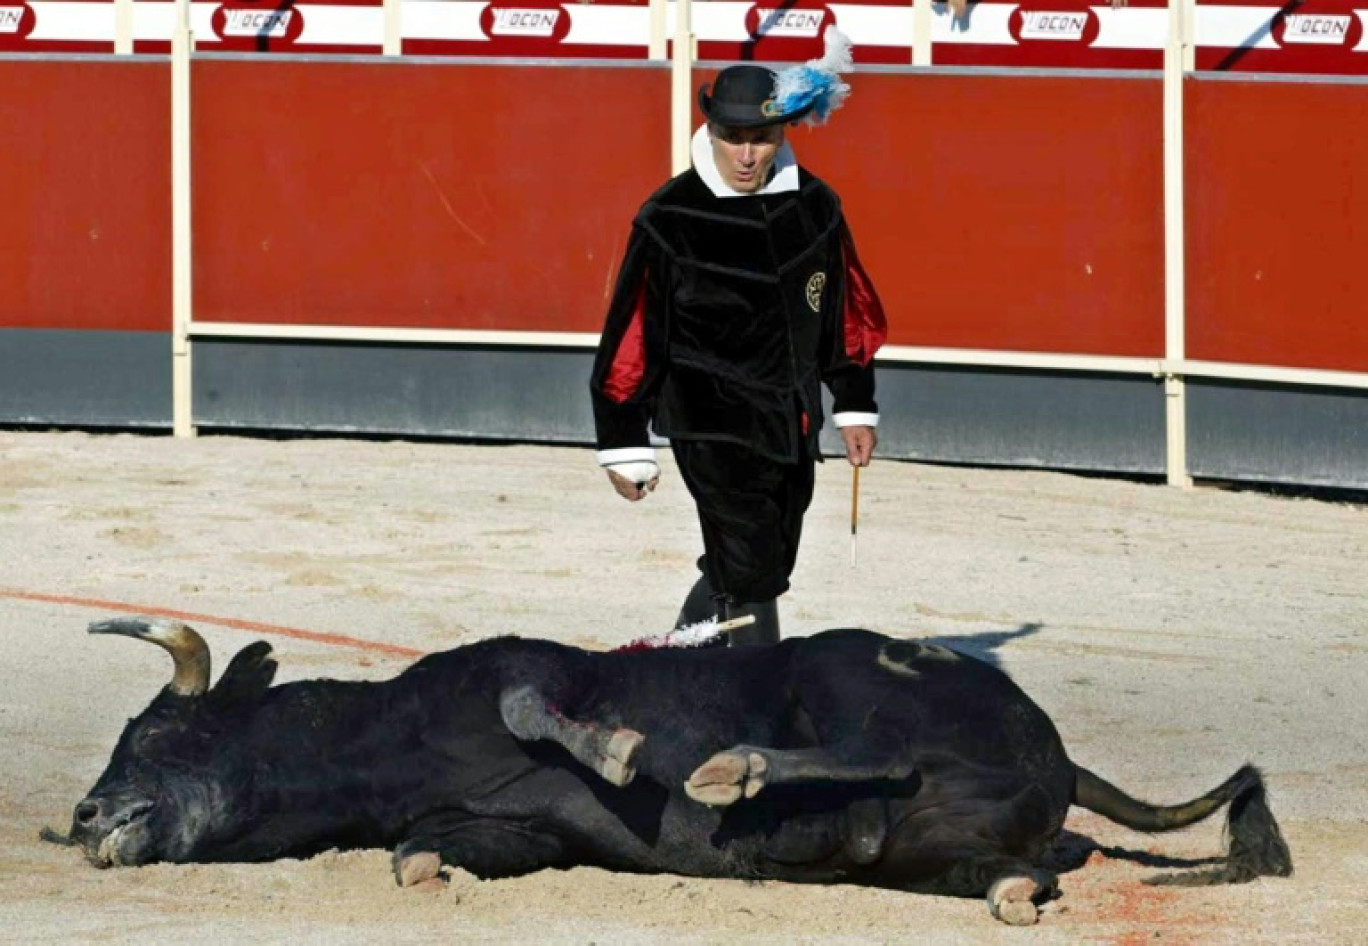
[0,61,171,332]
[1186,78,1368,373]
[791,71,1165,357]
[192,59,670,334]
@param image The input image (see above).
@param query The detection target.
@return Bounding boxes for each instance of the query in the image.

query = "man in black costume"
[589,41,887,645]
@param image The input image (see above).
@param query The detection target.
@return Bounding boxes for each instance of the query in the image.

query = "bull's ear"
[209,641,278,704]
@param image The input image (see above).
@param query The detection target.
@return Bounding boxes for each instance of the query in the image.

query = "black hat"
[697,65,815,129]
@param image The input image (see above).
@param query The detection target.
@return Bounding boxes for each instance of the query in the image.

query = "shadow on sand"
[918,622,1043,671]
[1042,828,1226,877]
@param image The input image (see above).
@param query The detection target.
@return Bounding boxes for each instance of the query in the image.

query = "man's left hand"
[840,425,877,467]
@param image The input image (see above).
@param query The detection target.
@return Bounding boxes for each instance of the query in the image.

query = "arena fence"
[2,0,1366,489]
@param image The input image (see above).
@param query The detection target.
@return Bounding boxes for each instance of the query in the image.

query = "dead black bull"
[48,617,1292,925]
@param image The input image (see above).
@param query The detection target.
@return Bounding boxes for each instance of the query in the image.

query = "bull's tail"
[1072,763,1293,886]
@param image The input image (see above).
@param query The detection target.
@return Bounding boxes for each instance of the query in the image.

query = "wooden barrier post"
[172,0,195,438]
[912,0,932,66]
[1162,0,1196,487]
[649,0,667,60]
[671,0,695,175]
[114,0,134,54]
[383,0,402,56]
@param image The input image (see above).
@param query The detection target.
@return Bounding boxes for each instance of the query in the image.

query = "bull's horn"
[88,617,211,697]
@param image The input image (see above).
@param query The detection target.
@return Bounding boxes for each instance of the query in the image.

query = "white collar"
[691,124,799,198]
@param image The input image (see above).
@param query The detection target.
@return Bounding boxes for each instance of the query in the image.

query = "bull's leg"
[685,743,915,806]
[920,856,1059,926]
[499,684,644,787]
[393,813,571,887]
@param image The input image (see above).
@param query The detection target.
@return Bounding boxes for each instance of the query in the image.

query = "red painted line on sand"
[0,589,425,659]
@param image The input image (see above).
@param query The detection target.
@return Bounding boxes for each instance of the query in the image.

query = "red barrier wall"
[193,60,670,332]
[0,60,171,332]
[792,72,1166,356]
[8,55,1367,379]
[1186,78,1368,373]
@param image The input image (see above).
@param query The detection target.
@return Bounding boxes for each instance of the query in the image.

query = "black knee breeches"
[671,438,815,605]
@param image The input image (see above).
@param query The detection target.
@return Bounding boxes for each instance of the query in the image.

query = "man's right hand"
[607,467,659,502]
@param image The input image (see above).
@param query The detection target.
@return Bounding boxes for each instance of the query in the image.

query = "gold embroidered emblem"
[805,271,827,313]
[760,98,781,117]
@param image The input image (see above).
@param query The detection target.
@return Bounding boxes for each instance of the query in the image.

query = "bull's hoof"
[395,850,444,888]
[598,729,644,787]
[684,749,768,806]
[994,898,1038,926]
[988,876,1041,926]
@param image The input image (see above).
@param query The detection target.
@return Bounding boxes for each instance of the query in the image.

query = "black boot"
[675,574,719,628]
[725,598,780,647]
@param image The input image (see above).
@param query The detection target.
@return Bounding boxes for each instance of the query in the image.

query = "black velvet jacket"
[590,165,887,464]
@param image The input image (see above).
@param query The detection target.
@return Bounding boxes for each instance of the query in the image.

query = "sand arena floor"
[1,430,1365,944]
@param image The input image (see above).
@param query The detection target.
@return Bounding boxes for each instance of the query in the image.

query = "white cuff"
[605,460,660,486]
[833,412,879,429]
[597,447,657,467]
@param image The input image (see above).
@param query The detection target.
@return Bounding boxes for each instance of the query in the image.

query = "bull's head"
[66,617,277,867]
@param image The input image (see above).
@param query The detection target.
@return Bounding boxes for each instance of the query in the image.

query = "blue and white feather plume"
[771,26,855,125]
